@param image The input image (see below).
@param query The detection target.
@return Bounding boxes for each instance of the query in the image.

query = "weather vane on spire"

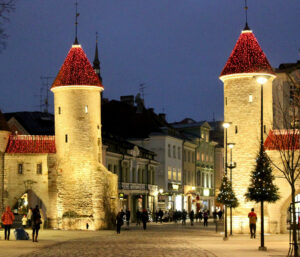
[244,0,250,30]
[96,31,98,43]
[74,1,80,44]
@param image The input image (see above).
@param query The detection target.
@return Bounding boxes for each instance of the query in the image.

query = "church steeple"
[93,32,102,83]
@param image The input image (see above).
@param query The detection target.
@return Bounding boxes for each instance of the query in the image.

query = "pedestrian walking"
[1,206,15,240]
[141,209,148,230]
[248,208,257,238]
[125,209,130,228]
[189,210,194,226]
[158,209,163,223]
[116,209,124,234]
[136,210,141,226]
[182,209,187,225]
[218,209,223,220]
[27,207,33,227]
[31,205,42,242]
[203,211,208,226]
[22,215,28,228]
[199,210,203,222]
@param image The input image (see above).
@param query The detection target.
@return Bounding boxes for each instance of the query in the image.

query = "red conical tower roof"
[51,45,103,89]
[220,30,274,78]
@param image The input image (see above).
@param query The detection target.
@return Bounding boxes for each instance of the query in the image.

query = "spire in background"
[93,32,102,83]
[74,1,80,45]
[244,0,250,30]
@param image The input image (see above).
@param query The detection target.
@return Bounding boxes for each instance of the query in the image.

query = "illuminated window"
[18,164,23,174]
[249,94,253,102]
[36,163,42,174]
[168,167,172,180]
[173,168,176,181]
[177,169,181,182]
[201,153,204,161]
[197,152,200,161]
[85,105,88,113]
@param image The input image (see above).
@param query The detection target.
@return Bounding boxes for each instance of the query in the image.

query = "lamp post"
[223,122,231,240]
[255,75,270,251]
[227,143,236,236]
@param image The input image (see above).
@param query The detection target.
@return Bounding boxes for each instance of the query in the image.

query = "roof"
[6,135,56,154]
[264,130,299,150]
[0,110,10,131]
[51,45,103,89]
[276,60,300,72]
[102,100,179,139]
[220,30,274,77]
[4,112,54,135]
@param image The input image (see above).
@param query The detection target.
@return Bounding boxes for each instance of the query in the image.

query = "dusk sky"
[0,0,299,122]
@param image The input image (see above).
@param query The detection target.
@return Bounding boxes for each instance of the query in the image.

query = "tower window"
[37,163,42,174]
[58,107,61,114]
[249,95,253,102]
[18,164,23,174]
[225,97,227,106]
[264,125,266,133]
[65,134,68,143]
[235,126,238,134]
[85,105,88,113]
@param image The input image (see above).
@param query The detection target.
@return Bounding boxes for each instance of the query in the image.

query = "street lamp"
[222,122,231,240]
[227,143,236,236]
[255,75,271,251]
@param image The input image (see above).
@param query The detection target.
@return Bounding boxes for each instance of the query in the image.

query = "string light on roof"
[220,31,274,77]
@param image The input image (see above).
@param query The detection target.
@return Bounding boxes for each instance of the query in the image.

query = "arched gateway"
[0,37,118,230]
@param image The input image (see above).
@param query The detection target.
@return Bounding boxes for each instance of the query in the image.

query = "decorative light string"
[220,31,274,76]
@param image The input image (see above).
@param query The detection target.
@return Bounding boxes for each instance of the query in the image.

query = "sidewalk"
[0,224,292,257]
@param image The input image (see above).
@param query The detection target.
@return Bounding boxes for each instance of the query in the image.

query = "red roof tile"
[220,30,274,77]
[264,130,299,150]
[6,135,56,153]
[51,45,103,88]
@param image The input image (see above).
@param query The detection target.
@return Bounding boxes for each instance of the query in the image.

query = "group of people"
[116,208,149,234]
[1,205,42,242]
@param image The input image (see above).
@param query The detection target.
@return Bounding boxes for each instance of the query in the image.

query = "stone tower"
[0,111,11,212]
[219,25,275,233]
[51,40,118,230]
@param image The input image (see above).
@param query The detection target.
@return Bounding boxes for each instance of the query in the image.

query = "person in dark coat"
[158,209,163,223]
[141,209,148,230]
[31,205,41,242]
[125,209,130,228]
[189,210,194,226]
[136,210,141,226]
[182,209,187,225]
[203,211,209,226]
[116,209,125,234]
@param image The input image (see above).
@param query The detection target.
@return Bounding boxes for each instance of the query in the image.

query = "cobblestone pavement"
[6,222,289,257]
[19,224,218,257]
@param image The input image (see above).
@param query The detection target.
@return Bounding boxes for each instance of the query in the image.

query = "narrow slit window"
[264,125,266,133]
[18,164,23,174]
[249,94,253,102]
[225,97,227,106]
[65,134,68,143]
[235,126,238,134]
[85,105,88,113]
[58,107,61,114]
[37,163,42,174]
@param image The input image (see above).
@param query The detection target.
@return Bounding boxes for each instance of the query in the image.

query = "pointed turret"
[51,44,103,89]
[220,28,274,80]
[0,110,10,132]
[93,39,102,83]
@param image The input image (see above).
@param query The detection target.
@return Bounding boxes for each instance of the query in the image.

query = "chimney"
[120,95,134,106]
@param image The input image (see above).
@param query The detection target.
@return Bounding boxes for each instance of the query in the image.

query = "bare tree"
[266,65,300,257]
[0,0,16,52]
